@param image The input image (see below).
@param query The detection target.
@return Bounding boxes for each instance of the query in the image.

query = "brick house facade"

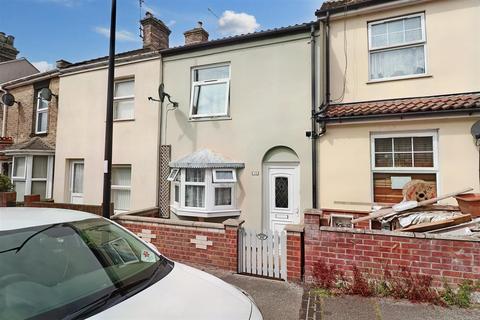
[0,71,59,200]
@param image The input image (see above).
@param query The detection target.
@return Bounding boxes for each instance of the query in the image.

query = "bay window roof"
[170,149,244,169]
[3,137,55,156]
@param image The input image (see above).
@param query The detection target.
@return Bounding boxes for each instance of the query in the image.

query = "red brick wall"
[0,192,16,207]
[115,215,243,272]
[304,212,480,288]
[285,226,303,282]
[23,195,113,216]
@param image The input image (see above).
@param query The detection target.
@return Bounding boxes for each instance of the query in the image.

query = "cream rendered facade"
[53,57,162,211]
[162,32,318,229]
[317,0,480,213]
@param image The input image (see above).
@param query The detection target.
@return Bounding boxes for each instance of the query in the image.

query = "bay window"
[190,64,230,118]
[169,167,240,217]
[368,13,426,81]
[11,155,54,201]
[371,131,438,203]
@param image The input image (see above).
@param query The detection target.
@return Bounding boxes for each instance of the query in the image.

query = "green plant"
[442,280,473,308]
[0,174,13,192]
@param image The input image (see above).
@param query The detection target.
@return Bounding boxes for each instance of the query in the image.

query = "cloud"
[32,61,55,73]
[218,10,260,36]
[167,20,177,27]
[94,27,139,42]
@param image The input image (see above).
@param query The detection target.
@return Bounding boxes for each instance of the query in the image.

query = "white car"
[0,208,263,320]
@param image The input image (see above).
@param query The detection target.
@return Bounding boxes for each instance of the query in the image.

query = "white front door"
[267,166,300,232]
[70,161,84,204]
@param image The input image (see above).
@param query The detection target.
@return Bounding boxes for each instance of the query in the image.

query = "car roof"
[0,207,101,231]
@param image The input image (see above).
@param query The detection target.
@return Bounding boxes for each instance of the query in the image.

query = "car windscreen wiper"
[63,264,163,320]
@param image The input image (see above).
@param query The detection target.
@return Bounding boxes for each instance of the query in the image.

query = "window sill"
[113,118,135,123]
[171,205,240,218]
[188,116,232,122]
[366,74,432,84]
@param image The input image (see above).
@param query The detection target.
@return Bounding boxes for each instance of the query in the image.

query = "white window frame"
[330,214,354,228]
[371,131,438,172]
[11,154,54,201]
[111,165,132,213]
[171,168,239,216]
[212,169,237,183]
[113,79,135,121]
[189,64,231,119]
[167,168,179,181]
[368,12,427,81]
[35,90,49,134]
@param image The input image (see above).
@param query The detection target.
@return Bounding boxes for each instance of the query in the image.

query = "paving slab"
[202,267,303,320]
[323,296,379,320]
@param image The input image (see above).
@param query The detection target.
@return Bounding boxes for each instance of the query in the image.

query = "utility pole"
[102,0,116,218]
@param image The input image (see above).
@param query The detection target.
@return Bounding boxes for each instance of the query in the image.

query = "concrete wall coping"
[304,209,323,216]
[285,224,305,233]
[115,207,158,217]
[223,218,245,227]
[114,214,231,230]
[319,226,480,243]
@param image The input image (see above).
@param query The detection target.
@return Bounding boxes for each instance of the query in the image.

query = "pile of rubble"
[353,180,480,237]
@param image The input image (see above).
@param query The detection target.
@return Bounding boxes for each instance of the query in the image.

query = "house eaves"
[161,22,316,57]
[2,69,59,90]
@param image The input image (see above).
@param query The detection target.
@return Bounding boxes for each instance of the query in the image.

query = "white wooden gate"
[238,228,287,280]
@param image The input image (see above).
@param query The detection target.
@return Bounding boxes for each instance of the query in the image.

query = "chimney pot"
[184,22,209,45]
[140,13,171,50]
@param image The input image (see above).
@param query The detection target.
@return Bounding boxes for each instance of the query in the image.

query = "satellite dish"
[39,88,53,101]
[471,120,480,140]
[1,93,15,106]
[158,83,166,103]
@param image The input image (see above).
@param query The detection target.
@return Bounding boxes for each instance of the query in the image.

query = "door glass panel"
[72,163,84,193]
[275,177,289,208]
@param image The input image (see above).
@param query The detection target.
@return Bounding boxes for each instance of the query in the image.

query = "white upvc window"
[11,155,54,201]
[368,13,427,81]
[113,79,135,121]
[371,131,438,171]
[35,90,49,134]
[167,168,179,181]
[190,64,230,118]
[212,169,236,183]
[170,167,239,217]
[111,165,132,213]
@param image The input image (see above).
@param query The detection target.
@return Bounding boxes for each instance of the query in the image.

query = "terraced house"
[49,0,479,232]
[314,0,480,225]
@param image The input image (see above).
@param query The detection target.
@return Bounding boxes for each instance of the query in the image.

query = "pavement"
[201,267,480,320]
[201,267,303,320]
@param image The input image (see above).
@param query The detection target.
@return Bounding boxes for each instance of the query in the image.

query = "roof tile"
[324,93,480,120]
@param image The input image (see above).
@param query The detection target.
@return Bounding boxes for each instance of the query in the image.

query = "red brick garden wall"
[115,215,243,272]
[304,211,480,288]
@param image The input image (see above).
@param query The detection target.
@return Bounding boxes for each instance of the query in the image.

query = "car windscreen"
[0,218,173,320]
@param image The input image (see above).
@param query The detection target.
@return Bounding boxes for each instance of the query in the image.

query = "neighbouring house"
[161,22,319,230]
[53,13,168,213]
[0,70,59,201]
[314,0,480,226]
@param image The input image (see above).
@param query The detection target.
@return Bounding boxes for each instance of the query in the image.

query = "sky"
[0,0,322,72]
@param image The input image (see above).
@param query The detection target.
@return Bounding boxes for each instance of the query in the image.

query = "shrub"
[0,174,13,192]
[442,281,473,308]
[348,266,374,297]
[312,260,342,289]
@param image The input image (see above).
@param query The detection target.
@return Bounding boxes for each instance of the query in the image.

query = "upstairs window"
[35,90,49,134]
[190,65,230,118]
[113,80,135,120]
[368,13,426,81]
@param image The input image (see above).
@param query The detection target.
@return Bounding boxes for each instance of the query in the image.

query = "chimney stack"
[56,59,72,69]
[184,21,209,45]
[140,12,171,50]
[0,32,19,62]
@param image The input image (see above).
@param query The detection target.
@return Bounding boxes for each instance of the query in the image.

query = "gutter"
[320,108,480,124]
[316,0,426,20]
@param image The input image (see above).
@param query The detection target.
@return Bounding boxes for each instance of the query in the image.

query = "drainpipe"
[310,23,319,209]
[318,11,331,117]
[0,86,6,137]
